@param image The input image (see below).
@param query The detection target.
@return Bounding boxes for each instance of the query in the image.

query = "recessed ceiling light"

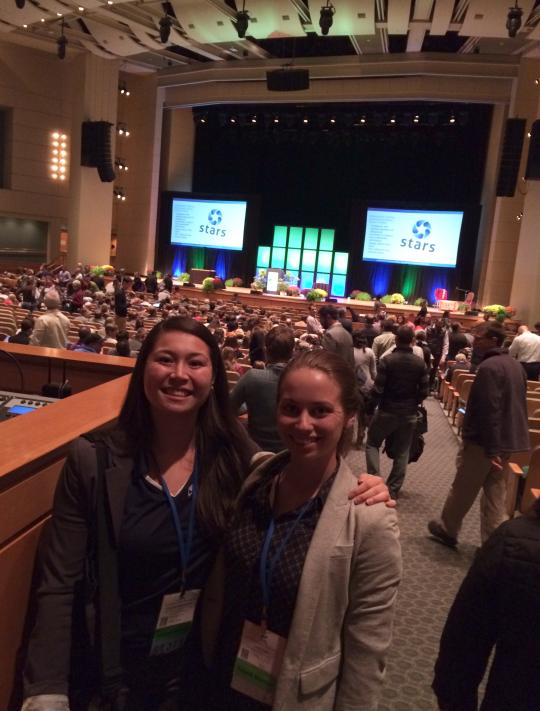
[78,6,85,11]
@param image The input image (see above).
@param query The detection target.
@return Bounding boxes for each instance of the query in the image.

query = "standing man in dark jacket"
[429,323,529,546]
[366,326,429,499]
[432,501,540,710]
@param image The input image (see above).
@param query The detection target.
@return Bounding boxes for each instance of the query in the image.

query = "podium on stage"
[190,268,216,285]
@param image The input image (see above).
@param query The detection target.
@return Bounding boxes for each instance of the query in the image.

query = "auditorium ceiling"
[1,0,540,73]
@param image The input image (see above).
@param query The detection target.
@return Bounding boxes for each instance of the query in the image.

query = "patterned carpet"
[346,396,481,711]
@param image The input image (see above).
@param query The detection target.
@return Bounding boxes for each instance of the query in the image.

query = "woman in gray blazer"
[204,349,402,710]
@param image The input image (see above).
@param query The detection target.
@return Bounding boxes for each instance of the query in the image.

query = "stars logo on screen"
[208,209,223,226]
[412,220,431,239]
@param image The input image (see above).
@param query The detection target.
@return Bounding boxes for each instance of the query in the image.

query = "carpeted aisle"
[346,396,481,710]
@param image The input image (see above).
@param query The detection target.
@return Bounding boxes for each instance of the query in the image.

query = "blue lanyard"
[160,460,198,594]
[259,497,314,625]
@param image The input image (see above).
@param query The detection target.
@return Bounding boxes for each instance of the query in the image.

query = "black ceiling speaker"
[495,118,526,196]
[266,68,310,92]
[15,0,26,8]
[525,119,540,180]
[81,121,116,182]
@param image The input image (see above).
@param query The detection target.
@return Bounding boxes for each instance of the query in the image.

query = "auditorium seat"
[507,433,540,516]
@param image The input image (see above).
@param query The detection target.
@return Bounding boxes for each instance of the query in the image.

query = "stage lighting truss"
[159,14,172,44]
[506,2,523,38]
[200,108,469,131]
[234,1,249,39]
[319,1,335,36]
[49,131,68,182]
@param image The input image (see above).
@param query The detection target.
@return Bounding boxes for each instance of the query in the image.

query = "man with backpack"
[365,326,429,500]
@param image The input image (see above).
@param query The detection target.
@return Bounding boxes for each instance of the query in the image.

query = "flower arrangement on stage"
[179,272,190,284]
[381,293,406,304]
[90,265,115,277]
[251,269,266,291]
[349,290,371,301]
[286,285,300,297]
[303,288,328,302]
[483,304,515,321]
[414,297,427,306]
[202,276,224,293]
[225,277,244,288]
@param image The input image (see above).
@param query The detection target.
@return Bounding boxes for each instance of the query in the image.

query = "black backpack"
[384,406,428,463]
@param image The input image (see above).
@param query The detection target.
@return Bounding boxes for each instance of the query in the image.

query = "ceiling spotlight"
[273,116,279,124]
[15,0,26,8]
[506,2,523,38]
[319,1,335,36]
[57,20,67,60]
[449,114,456,124]
[159,14,172,44]
[413,114,420,123]
[330,117,336,124]
[234,2,249,39]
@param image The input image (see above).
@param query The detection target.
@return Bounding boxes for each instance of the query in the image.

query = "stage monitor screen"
[363,208,464,268]
[170,197,247,251]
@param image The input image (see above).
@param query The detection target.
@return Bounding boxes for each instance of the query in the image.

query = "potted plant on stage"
[286,285,300,297]
[350,290,372,301]
[179,272,191,285]
[381,293,406,305]
[483,304,515,323]
[202,276,224,293]
[250,269,266,293]
[303,287,328,302]
[225,277,244,288]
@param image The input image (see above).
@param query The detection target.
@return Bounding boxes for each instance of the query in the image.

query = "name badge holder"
[150,462,201,656]
[231,497,314,704]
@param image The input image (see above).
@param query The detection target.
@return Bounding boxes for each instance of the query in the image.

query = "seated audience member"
[248,324,266,364]
[230,326,295,452]
[72,331,103,354]
[102,322,118,348]
[129,327,146,354]
[223,334,242,359]
[8,318,34,345]
[444,352,470,382]
[66,326,91,351]
[222,346,243,374]
[115,339,132,357]
[433,499,540,711]
[30,293,70,349]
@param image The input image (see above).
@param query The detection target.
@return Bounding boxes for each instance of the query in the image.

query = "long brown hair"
[118,316,252,535]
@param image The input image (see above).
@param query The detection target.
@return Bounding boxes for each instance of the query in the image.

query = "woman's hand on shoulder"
[348,474,396,508]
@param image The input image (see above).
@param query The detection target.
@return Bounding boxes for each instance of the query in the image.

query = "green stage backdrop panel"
[333,252,349,274]
[317,251,332,272]
[273,226,288,248]
[303,228,319,250]
[301,249,317,271]
[288,227,303,249]
[271,247,286,268]
[286,248,301,270]
[256,245,271,269]
[319,229,335,251]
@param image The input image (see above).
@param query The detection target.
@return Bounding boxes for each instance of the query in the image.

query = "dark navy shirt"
[119,468,216,660]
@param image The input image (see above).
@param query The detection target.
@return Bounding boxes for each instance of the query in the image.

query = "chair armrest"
[508,462,524,477]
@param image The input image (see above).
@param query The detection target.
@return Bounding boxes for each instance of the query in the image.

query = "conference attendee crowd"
[2,264,540,710]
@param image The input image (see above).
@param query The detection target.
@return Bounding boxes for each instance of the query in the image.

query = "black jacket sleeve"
[432,529,504,710]
[24,439,93,697]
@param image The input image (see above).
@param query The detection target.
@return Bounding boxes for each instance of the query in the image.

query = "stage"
[175,284,503,330]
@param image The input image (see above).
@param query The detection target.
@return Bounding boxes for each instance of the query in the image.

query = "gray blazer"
[321,322,355,368]
[202,453,402,711]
